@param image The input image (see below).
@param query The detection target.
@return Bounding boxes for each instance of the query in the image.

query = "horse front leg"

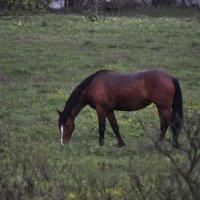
[107,111,125,147]
[96,107,106,146]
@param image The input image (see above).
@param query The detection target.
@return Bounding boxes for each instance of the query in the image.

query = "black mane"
[59,70,107,123]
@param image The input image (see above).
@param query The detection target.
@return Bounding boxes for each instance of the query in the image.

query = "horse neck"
[63,100,85,121]
[70,102,85,120]
[63,76,92,121]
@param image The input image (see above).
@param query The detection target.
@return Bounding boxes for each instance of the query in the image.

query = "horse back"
[84,69,174,111]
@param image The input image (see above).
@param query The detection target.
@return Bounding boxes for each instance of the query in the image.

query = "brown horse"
[57,69,183,148]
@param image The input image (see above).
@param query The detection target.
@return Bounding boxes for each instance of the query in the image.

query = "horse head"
[57,109,75,144]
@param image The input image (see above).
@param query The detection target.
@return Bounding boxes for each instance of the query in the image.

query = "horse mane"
[60,70,107,122]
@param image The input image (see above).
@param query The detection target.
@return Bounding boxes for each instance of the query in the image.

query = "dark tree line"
[0,0,199,18]
[63,0,200,8]
[0,0,50,18]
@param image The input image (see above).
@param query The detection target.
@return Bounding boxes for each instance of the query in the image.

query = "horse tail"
[172,77,183,130]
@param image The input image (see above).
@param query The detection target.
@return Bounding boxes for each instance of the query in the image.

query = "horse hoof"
[155,139,164,147]
[99,141,104,146]
[172,143,179,149]
[118,139,125,147]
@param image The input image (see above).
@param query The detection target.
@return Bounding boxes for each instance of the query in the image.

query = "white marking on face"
[60,125,64,144]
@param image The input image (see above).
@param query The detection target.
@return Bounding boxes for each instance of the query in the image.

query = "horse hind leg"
[170,117,180,148]
[157,106,172,145]
[158,107,180,148]
[107,111,125,147]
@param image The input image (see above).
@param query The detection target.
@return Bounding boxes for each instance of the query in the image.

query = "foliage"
[0,113,199,199]
[0,8,200,199]
[157,113,200,200]
[0,0,51,18]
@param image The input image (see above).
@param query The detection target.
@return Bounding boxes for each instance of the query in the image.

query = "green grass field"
[0,8,200,199]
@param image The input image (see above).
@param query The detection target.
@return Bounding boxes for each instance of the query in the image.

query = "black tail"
[172,77,183,130]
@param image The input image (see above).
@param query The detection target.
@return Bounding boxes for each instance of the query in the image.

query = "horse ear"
[56,109,62,116]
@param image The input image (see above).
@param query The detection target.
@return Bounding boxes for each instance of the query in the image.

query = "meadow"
[0,8,200,199]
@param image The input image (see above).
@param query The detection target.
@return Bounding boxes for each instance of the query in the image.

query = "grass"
[0,7,200,199]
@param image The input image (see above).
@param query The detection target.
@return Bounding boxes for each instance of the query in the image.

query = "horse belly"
[114,93,151,111]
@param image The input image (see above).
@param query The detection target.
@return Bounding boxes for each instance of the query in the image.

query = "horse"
[57,69,183,148]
